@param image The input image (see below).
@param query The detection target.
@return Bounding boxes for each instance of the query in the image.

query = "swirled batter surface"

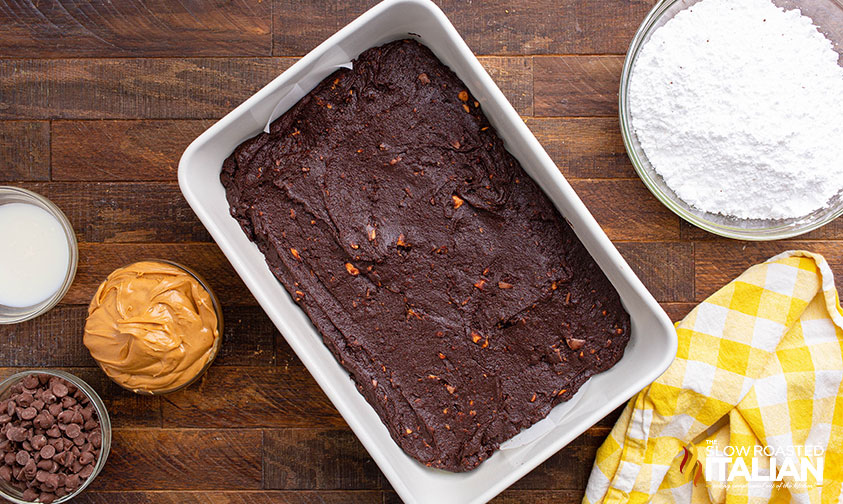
[84,261,219,393]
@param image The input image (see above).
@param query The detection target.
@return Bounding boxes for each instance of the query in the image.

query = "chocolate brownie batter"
[222,39,630,472]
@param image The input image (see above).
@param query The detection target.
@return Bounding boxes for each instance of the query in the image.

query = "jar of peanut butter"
[83,260,223,395]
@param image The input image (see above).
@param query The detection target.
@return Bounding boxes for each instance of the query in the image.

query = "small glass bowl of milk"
[0,186,78,324]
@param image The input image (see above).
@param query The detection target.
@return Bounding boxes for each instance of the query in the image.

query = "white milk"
[0,203,70,307]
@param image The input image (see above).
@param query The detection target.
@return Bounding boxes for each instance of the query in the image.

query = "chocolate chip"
[39,390,55,405]
[19,407,37,420]
[64,473,79,490]
[79,464,94,479]
[0,374,102,501]
[8,427,28,443]
[30,435,46,450]
[22,488,37,501]
[47,403,62,417]
[49,382,68,399]
[23,459,36,478]
[65,424,81,439]
[35,411,55,430]
[15,450,30,465]
[78,451,95,465]
[56,410,73,424]
[22,375,39,390]
[39,444,55,460]
[17,393,33,408]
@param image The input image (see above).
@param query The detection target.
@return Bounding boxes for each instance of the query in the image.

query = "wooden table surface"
[1,1,842,503]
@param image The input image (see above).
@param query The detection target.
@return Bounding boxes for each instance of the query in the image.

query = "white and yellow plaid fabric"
[584,250,843,504]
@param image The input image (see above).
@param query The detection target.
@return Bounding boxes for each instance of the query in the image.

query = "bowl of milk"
[0,186,78,324]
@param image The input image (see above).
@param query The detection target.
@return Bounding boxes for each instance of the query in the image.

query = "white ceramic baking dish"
[178,1,677,502]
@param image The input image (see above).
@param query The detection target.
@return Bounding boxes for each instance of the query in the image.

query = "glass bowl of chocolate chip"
[0,371,111,503]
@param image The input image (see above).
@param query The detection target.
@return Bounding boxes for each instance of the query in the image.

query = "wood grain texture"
[510,431,605,490]
[6,2,841,502]
[263,427,614,493]
[525,117,635,179]
[49,116,635,183]
[570,179,679,241]
[88,430,263,491]
[162,367,346,429]
[533,56,623,117]
[0,56,534,121]
[616,242,695,303]
[273,0,656,56]
[69,243,256,306]
[0,0,271,58]
[695,241,843,301]
[52,120,213,181]
[660,302,695,323]
[0,368,160,428]
[75,491,385,504]
[680,218,843,241]
[479,57,533,116]
[14,182,210,242]
[0,121,49,180]
[0,307,94,366]
[263,429,384,490]
[0,306,276,367]
[0,58,294,120]
[384,489,584,504]
[62,239,694,310]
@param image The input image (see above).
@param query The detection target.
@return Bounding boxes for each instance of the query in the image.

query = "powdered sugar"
[629,0,843,221]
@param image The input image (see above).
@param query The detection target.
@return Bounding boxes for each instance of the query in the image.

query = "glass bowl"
[619,0,843,240]
[0,187,78,324]
[87,260,224,395]
[0,370,111,503]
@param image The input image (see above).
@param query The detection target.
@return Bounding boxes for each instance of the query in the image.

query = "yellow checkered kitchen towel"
[584,251,843,504]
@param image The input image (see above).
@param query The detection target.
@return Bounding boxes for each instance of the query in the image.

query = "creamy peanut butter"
[83,261,220,393]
